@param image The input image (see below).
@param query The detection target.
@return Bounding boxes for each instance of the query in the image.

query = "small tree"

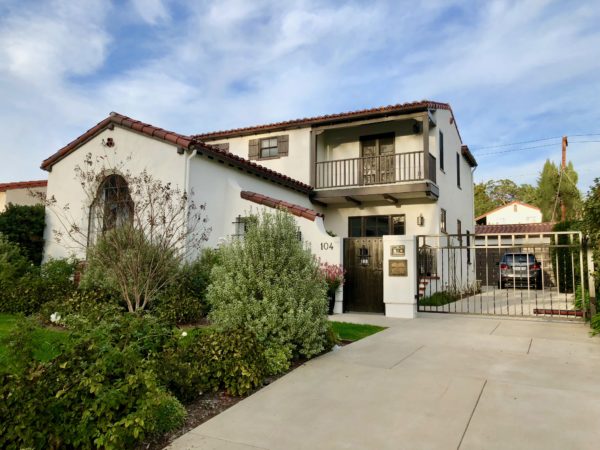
[207,209,329,374]
[0,204,45,265]
[39,152,211,312]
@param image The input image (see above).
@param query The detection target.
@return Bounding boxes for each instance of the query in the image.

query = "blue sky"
[1,0,599,192]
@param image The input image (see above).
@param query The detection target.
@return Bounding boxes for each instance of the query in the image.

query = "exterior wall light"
[417,214,425,227]
[359,246,369,266]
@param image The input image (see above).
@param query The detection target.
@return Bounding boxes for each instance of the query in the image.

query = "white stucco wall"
[485,203,542,224]
[43,126,187,261]
[208,128,312,185]
[187,153,341,265]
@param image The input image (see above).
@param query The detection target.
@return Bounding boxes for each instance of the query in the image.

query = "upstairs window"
[439,131,444,171]
[456,153,461,188]
[260,138,279,158]
[248,135,289,160]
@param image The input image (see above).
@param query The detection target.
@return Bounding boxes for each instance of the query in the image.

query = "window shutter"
[248,139,259,160]
[277,134,289,157]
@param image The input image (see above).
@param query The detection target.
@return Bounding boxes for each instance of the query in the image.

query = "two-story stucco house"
[41,100,477,318]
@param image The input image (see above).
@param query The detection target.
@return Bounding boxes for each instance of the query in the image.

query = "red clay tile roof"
[475,201,541,221]
[0,180,47,192]
[40,113,312,194]
[475,222,555,234]
[241,191,323,221]
[194,100,453,140]
[41,112,194,171]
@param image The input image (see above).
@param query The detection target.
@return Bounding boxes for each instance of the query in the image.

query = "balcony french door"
[360,134,395,185]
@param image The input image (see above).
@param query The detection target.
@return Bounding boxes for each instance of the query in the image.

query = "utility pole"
[560,135,568,222]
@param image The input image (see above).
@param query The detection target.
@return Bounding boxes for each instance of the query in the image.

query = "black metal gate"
[343,237,384,313]
[416,232,588,319]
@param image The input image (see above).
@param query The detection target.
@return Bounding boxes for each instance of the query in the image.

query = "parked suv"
[498,253,542,289]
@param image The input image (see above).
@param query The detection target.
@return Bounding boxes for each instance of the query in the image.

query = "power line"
[475,140,600,158]
[470,133,600,151]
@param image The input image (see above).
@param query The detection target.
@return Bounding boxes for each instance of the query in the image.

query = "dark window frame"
[347,214,406,237]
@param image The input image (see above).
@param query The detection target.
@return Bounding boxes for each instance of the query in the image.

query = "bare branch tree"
[36,151,211,312]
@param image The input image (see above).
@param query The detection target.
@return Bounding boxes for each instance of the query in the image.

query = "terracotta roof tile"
[41,113,312,194]
[0,180,47,192]
[240,190,323,221]
[475,222,556,234]
[194,100,453,140]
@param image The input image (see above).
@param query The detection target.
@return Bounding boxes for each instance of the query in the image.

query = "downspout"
[183,146,197,259]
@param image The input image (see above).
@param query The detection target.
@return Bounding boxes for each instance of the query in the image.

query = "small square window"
[232,215,249,238]
[260,138,278,158]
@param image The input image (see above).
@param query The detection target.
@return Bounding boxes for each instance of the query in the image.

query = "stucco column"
[382,235,417,318]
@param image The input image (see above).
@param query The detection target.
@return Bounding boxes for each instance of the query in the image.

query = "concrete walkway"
[167,313,600,450]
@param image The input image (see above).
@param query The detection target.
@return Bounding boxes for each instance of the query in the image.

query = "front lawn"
[330,321,386,342]
[0,313,68,365]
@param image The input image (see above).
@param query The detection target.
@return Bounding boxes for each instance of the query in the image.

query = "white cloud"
[0,0,599,195]
[130,0,170,25]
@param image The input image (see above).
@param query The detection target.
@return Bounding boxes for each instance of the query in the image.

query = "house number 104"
[320,242,334,250]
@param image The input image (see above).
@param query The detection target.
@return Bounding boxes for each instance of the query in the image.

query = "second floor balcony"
[315,151,436,189]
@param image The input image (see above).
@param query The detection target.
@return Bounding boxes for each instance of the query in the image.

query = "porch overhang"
[310,181,439,206]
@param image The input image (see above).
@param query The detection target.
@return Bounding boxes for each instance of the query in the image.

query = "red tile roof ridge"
[194,100,452,139]
[0,180,48,192]
[240,190,323,221]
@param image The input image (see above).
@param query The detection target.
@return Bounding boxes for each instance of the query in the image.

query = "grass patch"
[419,291,458,307]
[330,321,386,342]
[0,313,68,365]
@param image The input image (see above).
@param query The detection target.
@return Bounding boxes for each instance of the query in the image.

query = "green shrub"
[0,204,45,265]
[419,291,459,307]
[0,314,183,449]
[38,288,124,326]
[573,284,590,312]
[207,210,329,374]
[591,313,600,336]
[156,327,267,401]
[152,251,220,325]
[0,259,76,315]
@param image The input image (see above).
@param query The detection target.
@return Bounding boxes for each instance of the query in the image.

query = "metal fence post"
[586,242,597,320]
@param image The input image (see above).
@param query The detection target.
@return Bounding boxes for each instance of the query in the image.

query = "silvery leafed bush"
[207,210,329,374]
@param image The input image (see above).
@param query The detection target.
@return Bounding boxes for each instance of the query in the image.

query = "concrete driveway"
[167,314,600,450]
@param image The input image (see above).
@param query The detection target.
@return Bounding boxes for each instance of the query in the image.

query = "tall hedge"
[0,204,45,265]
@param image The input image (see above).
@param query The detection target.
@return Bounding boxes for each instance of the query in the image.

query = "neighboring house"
[0,180,47,212]
[476,200,542,225]
[475,213,556,287]
[40,100,476,318]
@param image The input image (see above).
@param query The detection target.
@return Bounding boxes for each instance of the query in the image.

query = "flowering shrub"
[319,262,345,293]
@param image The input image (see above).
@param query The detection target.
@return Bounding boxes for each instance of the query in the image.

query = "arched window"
[89,174,134,245]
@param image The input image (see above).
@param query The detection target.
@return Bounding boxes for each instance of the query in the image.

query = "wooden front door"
[343,237,385,313]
